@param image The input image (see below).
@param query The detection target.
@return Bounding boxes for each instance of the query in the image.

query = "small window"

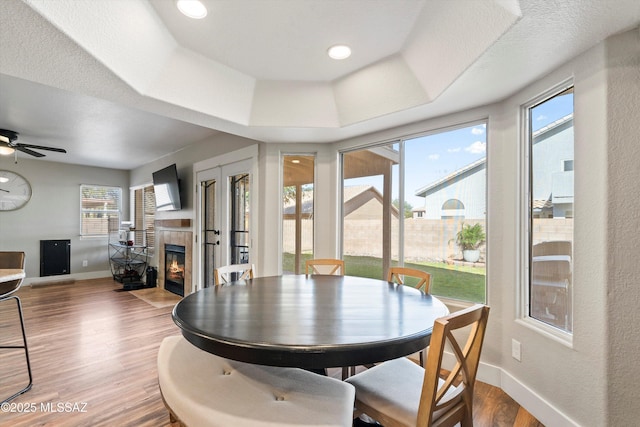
[442,199,465,210]
[563,160,574,172]
[80,184,121,237]
[133,185,156,247]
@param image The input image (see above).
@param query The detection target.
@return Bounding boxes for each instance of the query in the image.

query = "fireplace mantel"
[155,219,191,228]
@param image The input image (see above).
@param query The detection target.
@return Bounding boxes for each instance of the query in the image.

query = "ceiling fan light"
[177,0,208,19]
[0,145,15,156]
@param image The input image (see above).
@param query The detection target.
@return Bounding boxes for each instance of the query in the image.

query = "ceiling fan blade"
[16,146,46,157]
[16,143,67,153]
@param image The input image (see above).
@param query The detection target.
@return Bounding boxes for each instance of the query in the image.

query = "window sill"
[434,296,476,314]
[515,317,573,348]
[79,235,109,241]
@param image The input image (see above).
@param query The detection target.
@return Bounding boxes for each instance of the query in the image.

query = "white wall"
[604,28,640,426]
[258,28,639,426]
[491,36,609,427]
[0,158,129,282]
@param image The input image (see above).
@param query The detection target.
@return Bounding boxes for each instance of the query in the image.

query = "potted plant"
[455,223,486,262]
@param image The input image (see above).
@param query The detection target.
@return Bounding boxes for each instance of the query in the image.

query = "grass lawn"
[282,253,486,303]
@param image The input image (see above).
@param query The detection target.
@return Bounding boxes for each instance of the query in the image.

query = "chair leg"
[0,295,33,404]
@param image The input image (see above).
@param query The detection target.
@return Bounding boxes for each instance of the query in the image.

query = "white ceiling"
[0,0,638,169]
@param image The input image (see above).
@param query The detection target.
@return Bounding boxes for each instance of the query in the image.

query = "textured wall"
[605,28,640,425]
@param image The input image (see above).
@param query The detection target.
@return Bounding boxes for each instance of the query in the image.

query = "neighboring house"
[343,185,399,220]
[282,185,400,219]
[283,185,399,255]
[411,206,425,218]
[414,158,486,220]
[414,114,574,220]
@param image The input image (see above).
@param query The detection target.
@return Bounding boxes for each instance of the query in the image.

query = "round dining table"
[172,274,449,370]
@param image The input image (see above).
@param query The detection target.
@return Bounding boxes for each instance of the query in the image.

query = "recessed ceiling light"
[328,45,351,60]
[177,0,208,19]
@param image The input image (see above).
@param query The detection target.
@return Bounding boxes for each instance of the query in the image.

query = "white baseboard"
[441,353,580,427]
[498,368,580,427]
[23,270,112,286]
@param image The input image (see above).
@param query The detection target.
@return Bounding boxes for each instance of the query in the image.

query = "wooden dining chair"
[0,251,33,404]
[387,266,433,366]
[304,258,347,377]
[304,259,345,276]
[346,304,490,427]
[214,263,255,286]
[388,266,433,293]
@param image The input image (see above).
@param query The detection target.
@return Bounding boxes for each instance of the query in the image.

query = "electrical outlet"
[512,339,521,361]
[82,260,88,267]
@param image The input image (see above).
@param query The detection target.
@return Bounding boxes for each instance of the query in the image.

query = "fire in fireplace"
[165,244,185,296]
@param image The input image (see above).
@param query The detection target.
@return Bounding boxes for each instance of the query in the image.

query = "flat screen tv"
[152,164,182,211]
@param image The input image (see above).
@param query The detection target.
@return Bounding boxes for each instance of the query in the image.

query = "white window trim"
[518,79,574,345]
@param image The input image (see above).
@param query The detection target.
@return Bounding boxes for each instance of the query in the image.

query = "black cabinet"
[40,239,71,276]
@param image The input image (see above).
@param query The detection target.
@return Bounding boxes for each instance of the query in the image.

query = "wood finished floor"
[0,278,543,426]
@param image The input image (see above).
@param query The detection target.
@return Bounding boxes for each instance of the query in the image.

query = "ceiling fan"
[0,129,67,158]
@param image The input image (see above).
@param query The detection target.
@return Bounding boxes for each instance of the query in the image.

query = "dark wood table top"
[173,274,449,369]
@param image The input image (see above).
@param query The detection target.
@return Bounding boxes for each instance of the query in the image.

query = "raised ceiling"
[0,0,638,169]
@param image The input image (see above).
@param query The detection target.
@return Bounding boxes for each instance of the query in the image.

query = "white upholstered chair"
[213,263,255,285]
[346,304,490,427]
[158,335,355,427]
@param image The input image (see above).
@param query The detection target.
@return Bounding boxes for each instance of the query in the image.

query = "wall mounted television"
[152,163,182,211]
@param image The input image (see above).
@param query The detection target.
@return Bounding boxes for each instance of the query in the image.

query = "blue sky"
[345,91,573,209]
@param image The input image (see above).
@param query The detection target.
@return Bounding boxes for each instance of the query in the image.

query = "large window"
[80,184,121,237]
[525,85,574,333]
[282,155,315,274]
[341,122,487,303]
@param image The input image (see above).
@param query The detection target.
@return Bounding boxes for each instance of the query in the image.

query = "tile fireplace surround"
[156,220,193,295]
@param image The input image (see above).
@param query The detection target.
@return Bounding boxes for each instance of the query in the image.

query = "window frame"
[338,119,488,305]
[517,79,574,345]
[281,153,316,275]
[79,184,122,238]
[131,183,156,249]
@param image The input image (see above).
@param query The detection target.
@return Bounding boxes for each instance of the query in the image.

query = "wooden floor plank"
[1,278,544,426]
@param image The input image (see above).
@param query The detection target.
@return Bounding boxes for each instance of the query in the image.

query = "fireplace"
[165,244,185,296]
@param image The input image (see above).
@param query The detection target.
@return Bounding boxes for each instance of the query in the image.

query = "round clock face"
[0,170,32,211]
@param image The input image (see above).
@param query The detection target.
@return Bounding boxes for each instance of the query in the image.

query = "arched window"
[442,199,465,210]
[441,199,465,219]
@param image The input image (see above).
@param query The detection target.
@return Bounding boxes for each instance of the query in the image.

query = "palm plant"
[455,223,486,251]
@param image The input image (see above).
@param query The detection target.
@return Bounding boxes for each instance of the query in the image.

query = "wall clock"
[0,170,32,211]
